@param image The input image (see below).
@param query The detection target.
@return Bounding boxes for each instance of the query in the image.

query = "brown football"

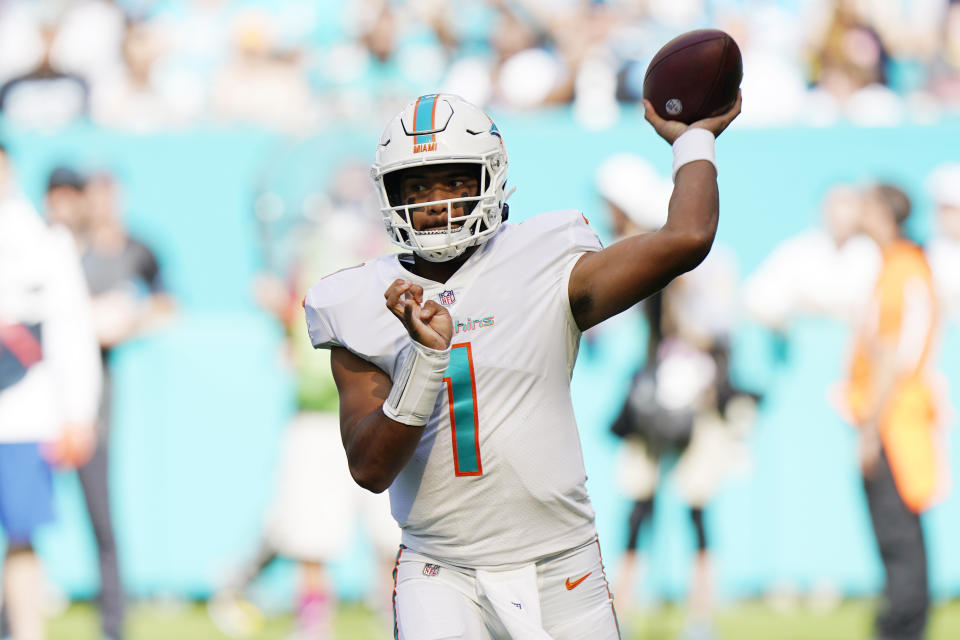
[642,29,742,124]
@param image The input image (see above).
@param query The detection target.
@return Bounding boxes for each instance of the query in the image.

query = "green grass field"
[48,599,960,639]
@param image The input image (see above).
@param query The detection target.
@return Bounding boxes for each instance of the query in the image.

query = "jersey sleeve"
[301,259,407,377]
[565,211,604,255]
[303,279,344,349]
[539,210,603,292]
[302,263,371,350]
[510,210,602,349]
[560,212,603,308]
[513,210,602,262]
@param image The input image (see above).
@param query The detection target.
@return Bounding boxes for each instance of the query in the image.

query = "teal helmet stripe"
[413,94,438,145]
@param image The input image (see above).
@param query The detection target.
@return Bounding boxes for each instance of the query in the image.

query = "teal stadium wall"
[3,111,959,606]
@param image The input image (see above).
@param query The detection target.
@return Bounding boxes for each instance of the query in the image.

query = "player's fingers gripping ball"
[642,99,690,145]
[642,29,743,125]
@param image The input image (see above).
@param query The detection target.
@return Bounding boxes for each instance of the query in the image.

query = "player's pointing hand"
[384,279,453,350]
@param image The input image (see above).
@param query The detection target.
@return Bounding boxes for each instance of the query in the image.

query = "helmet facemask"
[380,159,505,262]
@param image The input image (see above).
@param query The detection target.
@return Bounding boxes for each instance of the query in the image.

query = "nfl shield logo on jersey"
[422,563,441,577]
[438,290,456,306]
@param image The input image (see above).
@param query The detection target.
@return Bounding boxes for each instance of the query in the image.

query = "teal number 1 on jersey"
[444,343,482,476]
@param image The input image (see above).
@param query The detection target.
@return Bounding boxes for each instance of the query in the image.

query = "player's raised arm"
[331,279,453,493]
[568,92,741,331]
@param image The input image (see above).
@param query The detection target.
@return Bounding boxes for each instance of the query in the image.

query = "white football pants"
[393,537,621,640]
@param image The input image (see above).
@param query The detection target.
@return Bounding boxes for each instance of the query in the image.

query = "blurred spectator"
[45,166,175,640]
[810,4,888,93]
[443,5,573,111]
[493,9,570,110]
[52,0,127,86]
[744,183,881,332]
[554,3,622,129]
[145,0,235,121]
[841,182,946,640]
[930,0,960,104]
[598,154,756,637]
[807,4,905,124]
[594,153,672,237]
[359,1,400,65]
[44,166,88,231]
[0,3,46,85]
[313,0,449,126]
[0,22,90,130]
[209,9,316,132]
[718,6,809,126]
[0,144,101,640]
[91,20,184,132]
[927,161,960,322]
[76,169,175,353]
[609,263,756,637]
[0,0,955,131]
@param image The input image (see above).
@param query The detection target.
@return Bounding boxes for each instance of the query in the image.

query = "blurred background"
[1,0,960,639]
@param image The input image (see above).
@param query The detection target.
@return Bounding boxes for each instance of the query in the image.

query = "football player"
[304,91,740,639]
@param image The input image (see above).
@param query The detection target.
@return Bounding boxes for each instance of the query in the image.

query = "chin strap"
[499,186,517,222]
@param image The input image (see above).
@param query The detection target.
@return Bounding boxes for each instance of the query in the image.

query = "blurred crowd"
[595,150,960,638]
[1,0,960,134]
[1,3,959,638]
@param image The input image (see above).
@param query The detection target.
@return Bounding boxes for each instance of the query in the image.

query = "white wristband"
[383,340,450,427]
[671,128,716,182]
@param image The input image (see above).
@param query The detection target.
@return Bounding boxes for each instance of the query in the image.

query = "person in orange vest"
[844,182,946,640]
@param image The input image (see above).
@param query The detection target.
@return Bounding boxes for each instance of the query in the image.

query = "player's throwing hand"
[643,90,742,145]
[384,279,453,350]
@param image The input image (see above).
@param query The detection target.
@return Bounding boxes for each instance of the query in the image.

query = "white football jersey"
[0,194,101,442]
[304,210,602,567]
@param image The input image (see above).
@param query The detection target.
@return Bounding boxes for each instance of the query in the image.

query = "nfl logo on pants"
[422,563,441,577]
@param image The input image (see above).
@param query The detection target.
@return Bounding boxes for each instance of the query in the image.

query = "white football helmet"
[371,93,509,262]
